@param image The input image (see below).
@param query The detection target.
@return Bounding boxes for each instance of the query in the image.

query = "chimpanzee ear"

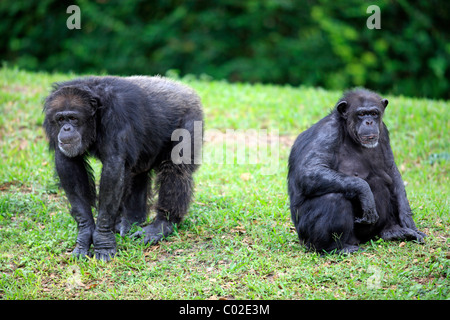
[381,98,388,109]
[88,94,101,115]
[90,97,100,108]
[77,85,100,114]
[336,100,348,117]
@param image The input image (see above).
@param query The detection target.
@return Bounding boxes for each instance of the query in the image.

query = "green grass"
[0,66,448,299]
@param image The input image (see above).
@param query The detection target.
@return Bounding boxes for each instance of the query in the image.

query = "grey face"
[354,107,381,148]
[337,95,388,149]
[55,111,84,157]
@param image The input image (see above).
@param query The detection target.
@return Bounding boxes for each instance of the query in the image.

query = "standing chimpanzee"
[43,76,203,261]
[287,88,425,254]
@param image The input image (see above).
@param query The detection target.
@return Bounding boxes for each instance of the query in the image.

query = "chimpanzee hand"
[93,229,117,262]
[72,225,94,258]
[355,190,379,225]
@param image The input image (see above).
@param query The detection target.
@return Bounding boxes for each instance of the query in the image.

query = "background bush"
[1,0,449,99]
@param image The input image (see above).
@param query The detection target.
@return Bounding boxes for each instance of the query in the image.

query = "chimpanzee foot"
[115,214,147,236]
[380,226,426,243]
[93,230,117,262]
[115,216,132,236]
[319,245,361,255]
[132,219,174,245]
[339,245,362,254]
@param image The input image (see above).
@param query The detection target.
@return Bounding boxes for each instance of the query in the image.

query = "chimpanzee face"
[337,93,388,148]
[352,106,382,148]
[53,110,86,157]
[44,87,98,157]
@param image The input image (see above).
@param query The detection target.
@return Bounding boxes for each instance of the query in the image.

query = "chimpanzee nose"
[63,124,71,131]
[365,120,373,125]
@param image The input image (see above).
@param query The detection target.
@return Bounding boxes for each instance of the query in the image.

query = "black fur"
[287,88,425,254]
[44,76,203,261]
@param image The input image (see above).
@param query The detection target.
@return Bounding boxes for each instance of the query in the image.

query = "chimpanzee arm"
[299,164,378,224]
[55,150,96,257]
[93,155,128,261]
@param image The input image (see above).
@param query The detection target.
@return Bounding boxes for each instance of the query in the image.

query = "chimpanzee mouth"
[58,138,81,157]
[58,140,76,148]
[360,134,379,148]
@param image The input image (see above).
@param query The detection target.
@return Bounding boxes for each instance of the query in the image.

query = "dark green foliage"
[1,0,449,99]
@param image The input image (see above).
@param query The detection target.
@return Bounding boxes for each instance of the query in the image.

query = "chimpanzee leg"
[133,161,196,244]
[55,151,96,258]
[132,112,202,245]
[371,181,426,243]
[116,172,150,236]
[293,193,360,253]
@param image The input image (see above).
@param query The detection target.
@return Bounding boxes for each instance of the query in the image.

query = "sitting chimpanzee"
[287,88,425,253]
[43,76,203,261]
